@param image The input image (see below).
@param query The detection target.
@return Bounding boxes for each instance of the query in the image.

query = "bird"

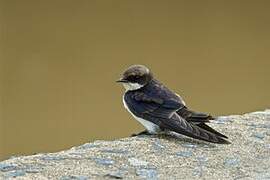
[116,65,230,144]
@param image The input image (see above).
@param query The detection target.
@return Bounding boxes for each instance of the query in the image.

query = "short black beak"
[116,78,128,83]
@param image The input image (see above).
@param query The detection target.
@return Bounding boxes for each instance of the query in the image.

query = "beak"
[116,78,128,83]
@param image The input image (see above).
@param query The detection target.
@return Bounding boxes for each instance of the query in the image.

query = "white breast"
[122,82,144,91]
[122,95,160,134]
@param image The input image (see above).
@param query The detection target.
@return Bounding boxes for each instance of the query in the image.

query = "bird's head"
[116,65,153,91]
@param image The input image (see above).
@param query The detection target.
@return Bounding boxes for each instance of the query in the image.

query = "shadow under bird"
[117,65,229,144]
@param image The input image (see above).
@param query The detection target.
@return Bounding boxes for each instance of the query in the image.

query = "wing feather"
[124,90,229,144]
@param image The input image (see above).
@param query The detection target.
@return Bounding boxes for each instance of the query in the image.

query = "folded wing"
[124,91,229,144]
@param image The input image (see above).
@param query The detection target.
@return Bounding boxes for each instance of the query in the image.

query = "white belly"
[123,95,160,134]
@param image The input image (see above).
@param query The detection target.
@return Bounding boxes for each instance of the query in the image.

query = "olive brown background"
[1,0,270,160]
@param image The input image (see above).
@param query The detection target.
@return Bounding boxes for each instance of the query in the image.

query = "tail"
[196,123,228,139]
[177,107,228,139]
[160,114,230,144]
[177,107,214,123]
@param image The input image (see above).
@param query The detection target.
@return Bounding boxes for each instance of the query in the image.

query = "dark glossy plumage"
[177,107,228,139]
[124,79,229,144]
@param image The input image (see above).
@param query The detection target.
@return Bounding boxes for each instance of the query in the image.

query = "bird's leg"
[130,130,151,137]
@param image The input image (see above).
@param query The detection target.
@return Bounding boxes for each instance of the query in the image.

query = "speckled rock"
[1,110,270,179]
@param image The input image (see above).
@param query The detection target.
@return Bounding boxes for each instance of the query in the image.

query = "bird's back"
[140,79,182,103]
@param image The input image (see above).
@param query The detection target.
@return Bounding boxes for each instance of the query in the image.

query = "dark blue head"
[117,65,153,91]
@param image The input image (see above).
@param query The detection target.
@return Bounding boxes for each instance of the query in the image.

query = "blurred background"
[1,0,270,160]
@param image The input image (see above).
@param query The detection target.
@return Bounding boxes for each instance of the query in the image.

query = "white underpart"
[122,95,160,134]
[122,82,144,91]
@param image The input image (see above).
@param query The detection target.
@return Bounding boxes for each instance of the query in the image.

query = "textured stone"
[135,168,157,179]
[0,163,18,172]
[0,110,270,179]
[128,157,149,167]
[175,151,193,157]
[93,158,115,166]
[4,170,26,178]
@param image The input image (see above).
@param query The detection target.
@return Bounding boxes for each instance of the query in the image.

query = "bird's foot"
[130,130,151,137]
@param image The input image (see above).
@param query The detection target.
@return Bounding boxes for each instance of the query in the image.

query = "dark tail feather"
[176,107,228,139]
[186,117,211,123]
[177,107,214,123]
[160,115,230,144]
[197,123,228,139]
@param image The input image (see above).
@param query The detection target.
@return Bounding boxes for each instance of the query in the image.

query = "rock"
[128,158,149,167]
[100,149,129,154]
[60,175,89,180]
[252,132,265,140]
[224,157,240,167]
[152,140,165,151]
[93,158,115,166]
[181,143,197,148]
[104,170,127,179]
[0,163,18,172]
[4,170,26,178]
[0,110,270,179]
[175,151,193,157]
[135,168,158,179]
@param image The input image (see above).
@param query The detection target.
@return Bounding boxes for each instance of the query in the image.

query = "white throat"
[122,82,144,91]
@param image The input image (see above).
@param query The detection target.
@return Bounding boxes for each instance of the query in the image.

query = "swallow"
[117,65,229,144]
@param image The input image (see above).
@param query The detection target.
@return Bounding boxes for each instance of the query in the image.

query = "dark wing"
[125,91,229,144]
[129,90,183,118]
[177,107,214,123]
[177,107,228,139]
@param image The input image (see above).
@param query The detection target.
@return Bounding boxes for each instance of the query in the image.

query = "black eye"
[127,75,140,82]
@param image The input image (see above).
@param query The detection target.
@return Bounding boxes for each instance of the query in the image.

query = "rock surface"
[1,110,270,179]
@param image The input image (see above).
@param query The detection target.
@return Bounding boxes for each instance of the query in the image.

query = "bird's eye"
[127,75,140,82]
